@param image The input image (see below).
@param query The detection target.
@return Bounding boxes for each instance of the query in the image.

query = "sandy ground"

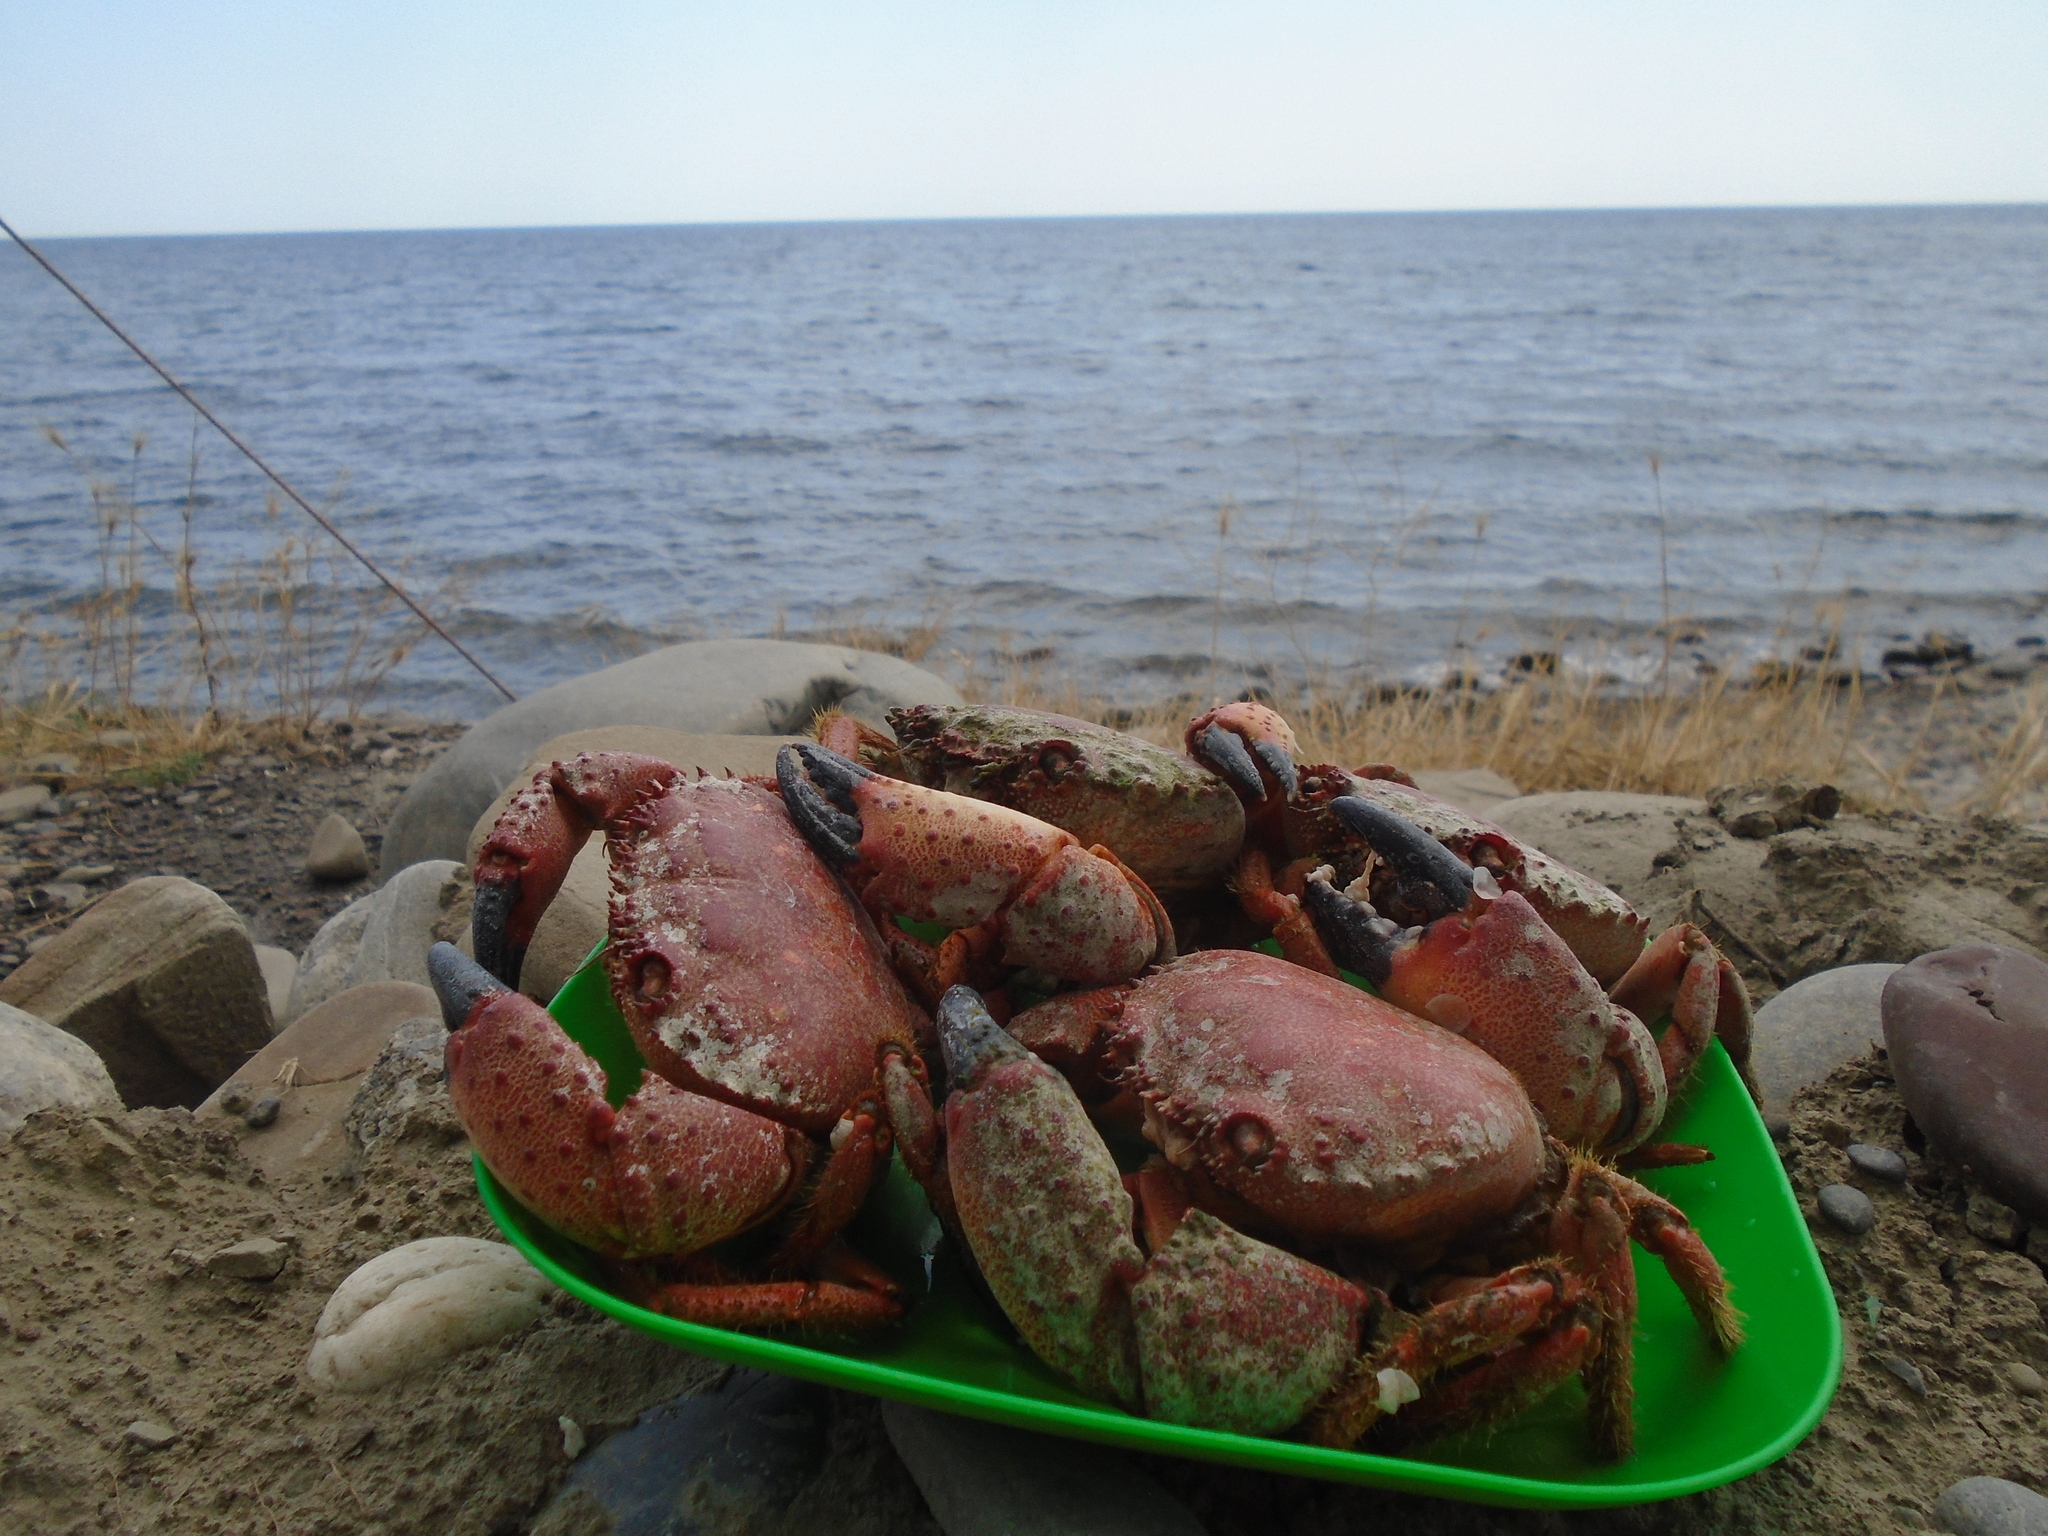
[3,676,2046,1532]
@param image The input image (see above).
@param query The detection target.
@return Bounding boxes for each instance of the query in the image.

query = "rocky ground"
[0,718,467,982]
[4,669,2048,1535]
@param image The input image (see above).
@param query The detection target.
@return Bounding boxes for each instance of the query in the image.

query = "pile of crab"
[426,700,1756,1462]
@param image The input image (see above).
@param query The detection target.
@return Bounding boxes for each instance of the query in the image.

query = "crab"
[939,954,1739,1457]
[1262,791,1754,1158]
[440,749,945,1328]
[774,740,1176,1005]
[816,703,1252,898]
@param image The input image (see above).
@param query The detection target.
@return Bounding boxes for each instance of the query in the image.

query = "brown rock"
[0,877,273,1108]
[197,980,440,1186]
[1882,944,2048,1223]
[306,813,371,882]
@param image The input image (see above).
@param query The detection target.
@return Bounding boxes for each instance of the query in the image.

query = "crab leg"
[1610,925,1760,1103]
[472,751,683,989]
[778,742,1174,989]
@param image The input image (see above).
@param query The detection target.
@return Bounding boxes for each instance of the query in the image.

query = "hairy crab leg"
[1610,925,1761,1103]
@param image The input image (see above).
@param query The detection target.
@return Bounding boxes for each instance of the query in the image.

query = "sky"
[4,1,2045,237]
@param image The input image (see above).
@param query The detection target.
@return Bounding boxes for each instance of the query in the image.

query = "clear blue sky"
[5,1,2043,237]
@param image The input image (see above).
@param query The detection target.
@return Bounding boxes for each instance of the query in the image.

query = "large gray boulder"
[1750,963,1899,1124]
[380,640,962,878]
[0,877,274,1108]
[281,862,468,1027]
[0,1000,122,1134]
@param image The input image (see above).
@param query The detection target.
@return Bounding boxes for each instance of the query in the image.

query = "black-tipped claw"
[429,941,508,1032]
[470,877,527,991]
[1301,878,1403,984]
[936,985,1027,1092]
[1327,794,1474,923]
[777,743,867,866]
[1196,723,1268,802]
[1251,737,1299,798]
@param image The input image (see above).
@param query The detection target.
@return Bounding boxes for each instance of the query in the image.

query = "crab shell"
[876,703,1246,897]
[1096,950,1547,1253]
[1287,771,1651,987]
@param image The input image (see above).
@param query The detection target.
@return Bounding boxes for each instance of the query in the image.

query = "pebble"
[54,864,116,884]
[37,883,88,910]
[305,812,371,883]
[1969,1194,2027,1247]
[2006,1362,2045,1397]
[125,1419,178,1451]
[0,784,52,824]
[1881,1354,1930,1396]
[207,1237,290,1280]
[1818,1183,1876,1234]
[558,1416,586,1459]
[306,1237,550,1392]
[1847,1143,1908,1182]
[244,1095,282,1129]
[1933,1476,2048,1536]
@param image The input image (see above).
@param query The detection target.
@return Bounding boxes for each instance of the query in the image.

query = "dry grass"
[2,425,446,786]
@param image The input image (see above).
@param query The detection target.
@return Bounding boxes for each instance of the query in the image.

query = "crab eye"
[635,956,672,1000]
[1225,1114,1276,1169]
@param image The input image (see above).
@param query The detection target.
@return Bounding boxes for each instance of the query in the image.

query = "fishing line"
[0,212,518,703]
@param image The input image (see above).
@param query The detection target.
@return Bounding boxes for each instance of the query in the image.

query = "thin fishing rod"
[0,212,517,704]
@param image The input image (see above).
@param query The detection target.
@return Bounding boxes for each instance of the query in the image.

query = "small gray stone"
[2006,1362,2046,1397]
[1847,1143,1908,1182]
[1934,1476,2048,1536]
[881,1401,1205,1536]
[1818,1183,1876,1234]
[1750,963,1900,1125]
[125,1419,178,1451]
[27,752,81,778]
[54,864,115,885]
[306,813,371,883]
[244,1096,281,1129]
[206,1237,289,1280]
[37,883,88,911]
[0,785,53,824]
[1881,1354,1929,1396]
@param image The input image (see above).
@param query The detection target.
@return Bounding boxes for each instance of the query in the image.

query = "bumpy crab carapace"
[442,749,945,1328]
[940,957,1739,1458]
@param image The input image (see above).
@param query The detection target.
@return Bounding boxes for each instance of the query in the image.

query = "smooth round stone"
[2006,1362,2045,1397]
[1817,1183,1876,1234]
[1846,1143,1908,1182]
[1933,1476,2048,1536]
[1884,945,2048,1223]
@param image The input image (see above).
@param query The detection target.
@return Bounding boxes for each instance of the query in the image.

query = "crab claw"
[431,944,808,1262]
[1300,814,1668,1156]
[1185,702,1300,806]
[1325,793,1475,926]
[778,744,1172,987]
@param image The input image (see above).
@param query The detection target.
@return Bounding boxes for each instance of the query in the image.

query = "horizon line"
[16,196,2046,244]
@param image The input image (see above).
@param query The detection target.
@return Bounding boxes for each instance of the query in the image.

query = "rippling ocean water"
[3,206,2044,717]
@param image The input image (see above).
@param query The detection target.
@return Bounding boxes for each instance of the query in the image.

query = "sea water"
[3,205,2043,716]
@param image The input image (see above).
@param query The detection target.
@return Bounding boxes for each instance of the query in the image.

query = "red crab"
[775,741,1176,1004]
[438,750,945,1328]
[939,956,1738,1457]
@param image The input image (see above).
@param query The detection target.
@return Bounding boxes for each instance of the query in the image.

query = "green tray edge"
[475,949,1843,1512]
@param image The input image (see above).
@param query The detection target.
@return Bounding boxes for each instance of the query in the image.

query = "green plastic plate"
[476,950,1841,1510]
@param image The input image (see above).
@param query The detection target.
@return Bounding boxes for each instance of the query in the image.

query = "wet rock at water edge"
[1934,1476,2048,1535]
[1883,944,2048,1223]
[1817,1183,1875,1234]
